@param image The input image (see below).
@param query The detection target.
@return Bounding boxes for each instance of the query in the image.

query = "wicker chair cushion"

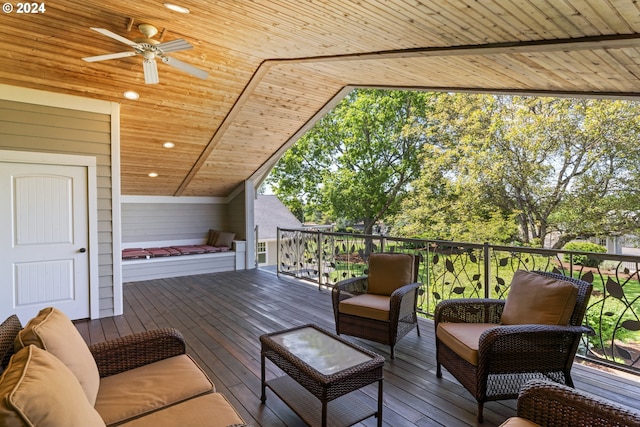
[0,315,22,374]
[0,345,105,427]
[338,294,391,321]
[95,354,214,426]
[367,253,415,296]
[116,393,246,427]
[436,323,497,366]
[14,307,100,406]
[498,417,540,427]
[501,270,578,326]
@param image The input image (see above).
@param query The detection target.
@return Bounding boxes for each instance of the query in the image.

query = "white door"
[0,162,90,323]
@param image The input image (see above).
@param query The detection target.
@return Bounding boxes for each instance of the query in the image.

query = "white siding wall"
[0,98,116,317]
[121,200,229,244]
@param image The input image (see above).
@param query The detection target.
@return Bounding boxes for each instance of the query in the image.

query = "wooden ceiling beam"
[278,33,640,63]
[173,62,275,196]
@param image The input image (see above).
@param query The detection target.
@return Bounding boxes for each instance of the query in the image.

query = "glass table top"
[270,326,374,375]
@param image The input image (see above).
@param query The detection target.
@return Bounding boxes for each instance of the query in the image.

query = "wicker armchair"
[501,379,640,426]
[332,252,421,359]
[434,270,593,422]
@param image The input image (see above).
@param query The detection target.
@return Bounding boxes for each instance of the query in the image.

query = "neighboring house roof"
[255,195,302,240]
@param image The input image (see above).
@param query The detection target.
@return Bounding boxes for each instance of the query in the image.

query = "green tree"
[266,88,432,233]
[395,94,640,246]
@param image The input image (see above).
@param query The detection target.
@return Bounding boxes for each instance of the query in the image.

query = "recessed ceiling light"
[163,141,175,148]
[123,90,139,100]
[164,3,190,13]
[148,172,158,178]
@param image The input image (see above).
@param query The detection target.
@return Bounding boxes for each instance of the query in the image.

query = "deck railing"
[276,227,640,375]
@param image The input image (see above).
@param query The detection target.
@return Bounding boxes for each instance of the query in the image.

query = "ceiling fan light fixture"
[164,3,190,13]
[84,26,208,84]
[163,142,175,148]
[148,172,158,178]
[123,90,139,100]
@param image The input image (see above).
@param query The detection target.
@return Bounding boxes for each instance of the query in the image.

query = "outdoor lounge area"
[74,269,640,427]
[3,3,640,425]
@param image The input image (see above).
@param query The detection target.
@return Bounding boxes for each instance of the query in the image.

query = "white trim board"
[0,83,115,114]
[0,150,100,320]
[110,102,123,316]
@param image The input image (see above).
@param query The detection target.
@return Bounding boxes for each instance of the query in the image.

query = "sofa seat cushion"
[501,270,578,326]
[339,294,391,321]
[499,417,540,427]
[118,393,245,427]
[95,354,214,426]
[436,323,497,366]
[0,345,105,427]
[14,307,100,405]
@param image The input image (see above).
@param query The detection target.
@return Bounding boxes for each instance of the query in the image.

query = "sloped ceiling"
[1,0,639,196]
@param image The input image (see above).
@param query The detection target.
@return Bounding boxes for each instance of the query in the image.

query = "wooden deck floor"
[75,269,640,427]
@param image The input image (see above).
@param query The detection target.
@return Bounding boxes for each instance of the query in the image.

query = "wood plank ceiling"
[1,0,639,197]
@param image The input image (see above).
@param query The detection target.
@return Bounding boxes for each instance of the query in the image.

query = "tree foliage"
[394,94,640,245]
[266,88,432,233]
[266,90,640,246]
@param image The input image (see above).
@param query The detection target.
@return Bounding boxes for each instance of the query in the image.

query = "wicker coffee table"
[260,324,385,427]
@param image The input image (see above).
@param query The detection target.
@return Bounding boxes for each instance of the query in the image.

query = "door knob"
[79,248,86,253]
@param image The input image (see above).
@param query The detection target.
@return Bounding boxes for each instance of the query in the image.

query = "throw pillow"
[214,231,236,248]
[14,307,100,405]
[206,229,219,246]
[501,270,579,326]
[0,345,105,427]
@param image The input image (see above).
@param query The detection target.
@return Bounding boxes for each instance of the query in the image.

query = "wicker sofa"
[500,379,640,426]
[0,308,247,427]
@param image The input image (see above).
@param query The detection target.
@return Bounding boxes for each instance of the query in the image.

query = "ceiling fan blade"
[157,39,193,53]
[82,51,136,62]
[91,27,140,48]
[143,58,159,84]
[161,56,209,80]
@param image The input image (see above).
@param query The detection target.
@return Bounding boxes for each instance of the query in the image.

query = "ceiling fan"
[82,24,208,84]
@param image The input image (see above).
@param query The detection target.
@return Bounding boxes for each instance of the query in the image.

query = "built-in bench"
[121,239,246,282]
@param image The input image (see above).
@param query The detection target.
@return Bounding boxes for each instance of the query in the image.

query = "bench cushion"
[95,354,214,426]
[118,393,246,427]
[171,245,207,255]
[145,247,172,257]
[14,307,100,406]
[0,345,105,427]
[122,249,152,259]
